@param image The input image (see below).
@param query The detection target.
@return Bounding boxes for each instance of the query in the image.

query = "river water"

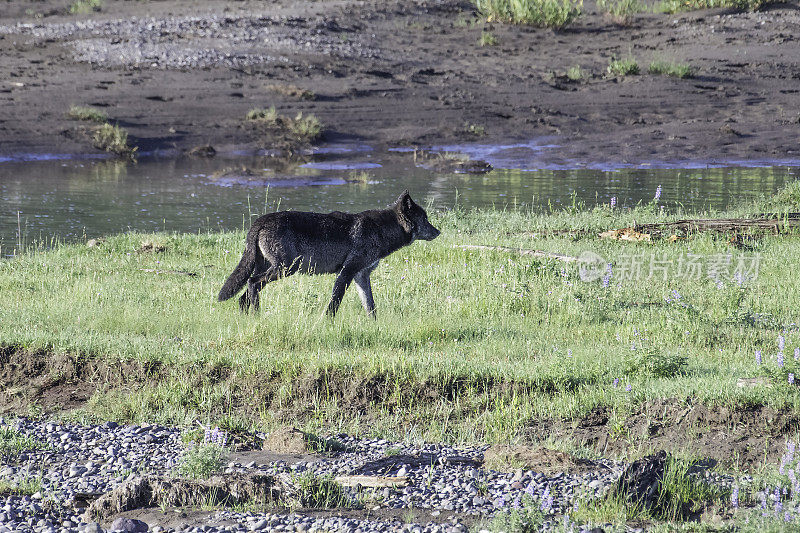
[1,143,798,250]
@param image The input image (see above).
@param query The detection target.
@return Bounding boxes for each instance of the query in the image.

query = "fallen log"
[455,245,580,263]
[601,214,800,241]
[334,475,408,488]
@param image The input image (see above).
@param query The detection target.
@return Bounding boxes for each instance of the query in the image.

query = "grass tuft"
[68,0,101,14]
[479,31,499,46]
[566,65,585,81]
[474,0,582,29]
[92,123,137,159]
[597,0,643,24]
[67,105,108,123]
[648,60,693,79]
[176,443,228,479]
[0,426,48,458]
[658,0,781,12]
[246,107,323,143]
[291,472,351,508]
[607,57,640,76]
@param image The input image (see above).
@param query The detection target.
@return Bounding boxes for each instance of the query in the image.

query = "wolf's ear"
[396,190,412,210]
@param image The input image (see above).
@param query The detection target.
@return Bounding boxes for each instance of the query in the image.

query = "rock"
[187,144,216,158]
[262,427,310,454]
[110,517,149,532]
[610,450,668,515]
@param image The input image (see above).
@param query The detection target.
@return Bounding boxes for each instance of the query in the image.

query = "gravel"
[0,12,386,69]
[0,417,740,532]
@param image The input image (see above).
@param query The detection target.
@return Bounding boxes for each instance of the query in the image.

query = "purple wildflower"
[613,378,619,388]
[779,335,786,351]
[602,264,612,288]
[786,511,793,523]
[731,486,739,509]
[625,384,632,392]
[791,374,796,385]
[654,185,662,201]
[610,197,617,209]
[540,485,553,512]
[795,348,799,361]
[779,351,785,368]
[756,350,762,365]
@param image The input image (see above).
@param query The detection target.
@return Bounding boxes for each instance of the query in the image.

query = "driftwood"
[139,268,198,277]
[334,475,408,488]
[455,245,579,263]
[602,214,800,241]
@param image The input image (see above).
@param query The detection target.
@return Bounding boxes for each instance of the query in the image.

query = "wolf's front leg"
[354,270,376,318]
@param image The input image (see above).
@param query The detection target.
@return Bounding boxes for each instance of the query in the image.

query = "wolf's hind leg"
[240,266,281,313]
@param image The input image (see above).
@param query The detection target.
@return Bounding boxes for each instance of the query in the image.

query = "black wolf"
[217,191,440,317]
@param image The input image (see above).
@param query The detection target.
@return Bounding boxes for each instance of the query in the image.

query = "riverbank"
[1,0,800,166]
[2,184,800,530]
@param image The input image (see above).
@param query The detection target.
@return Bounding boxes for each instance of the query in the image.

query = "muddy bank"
[1,0,799,165]
[2,347,797,472]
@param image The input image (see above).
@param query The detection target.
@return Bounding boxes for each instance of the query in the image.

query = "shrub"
[566,65,584,81]
[176,443,227,479]
[474,0,582,29]
[92,123,137,159]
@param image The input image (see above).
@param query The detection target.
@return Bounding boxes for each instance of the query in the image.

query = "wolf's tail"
[218,240,256,301]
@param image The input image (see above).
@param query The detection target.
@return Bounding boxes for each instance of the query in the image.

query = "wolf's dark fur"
[218,190,440,317]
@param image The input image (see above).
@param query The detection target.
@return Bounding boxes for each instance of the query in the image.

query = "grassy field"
[1,183,800,450]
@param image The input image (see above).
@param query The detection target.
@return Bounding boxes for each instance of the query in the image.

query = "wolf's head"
[394,190,440,241]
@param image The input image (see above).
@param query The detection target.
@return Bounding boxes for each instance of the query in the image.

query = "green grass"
[68,0,102,14]
[648,60,693,79]
[92,123,137,160]
[0,477,42,497]
[474,0,582,29]
[658,0,780,12]
[246,107,323,143]
[607,57,640,76]
[290,473,351,509]
[566,65,584,81]
[597,0,643,23]
[479,31,499,46]
[67,105,108,123]
[0,426,48,458]
[1,183,800,445]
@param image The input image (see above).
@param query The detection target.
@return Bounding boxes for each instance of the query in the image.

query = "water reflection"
[1,151,798,248]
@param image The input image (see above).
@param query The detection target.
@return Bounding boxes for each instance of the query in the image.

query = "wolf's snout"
[421,223,441,241]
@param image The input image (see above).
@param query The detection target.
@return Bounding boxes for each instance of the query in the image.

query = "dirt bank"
[1,0,799,165]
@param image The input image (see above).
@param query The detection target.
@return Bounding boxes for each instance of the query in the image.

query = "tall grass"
[474,0,582,29]
[659,0,780,12]
[1,183,799,443]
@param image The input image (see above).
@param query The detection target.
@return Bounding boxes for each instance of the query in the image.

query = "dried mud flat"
[0,0,799,165]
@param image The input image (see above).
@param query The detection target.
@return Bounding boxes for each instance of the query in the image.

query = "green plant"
[566,65,584,81]
[659,0,780,12]
[654,456,727,520]
[67,105,108,123]
[175,443,227,479]
[624,349,688,378]
[474,0,582,29]
[246,107,279,123]
[464,123,487,136]
[607,57,639,76]
[288,112,322,141]
[292,472,350,508]
[479,31,499,46]
[597,0,643,23]
[69,0,102,14]
[0,477,42,497]
[0,426,48,457]
[92,123,137,159]
[648,61,693,79]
